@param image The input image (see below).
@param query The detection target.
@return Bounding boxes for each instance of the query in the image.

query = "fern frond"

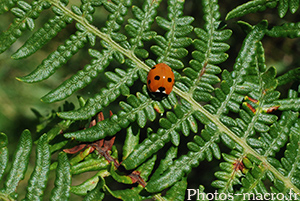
[182,0,231,100]
[0,0,17,14]
[55,0,161,118]
[24,134,50,200]
[50,152,71,201]
[18,0,100,83]
[259,110,297,156]
[63,87,171,140]
[71,171,105,196]
[150,0,193,69]
[277,67,300,86]
[219,74,300,200]
[122,99,200,170]
[226,0,300,19]
[106,155,156,200]
[3,0,300,199]
[232,120,300,201]
[226,0,278,20]
[122,124,140,161]
[281,120,300,188]
[163,177,187,201]
[0,0,50,53]
[41,48,115,104]
[146,122,220,192]
[71,156,109,175]
[57,62,139,119]
[126,0,160,54]
[211,151,244,193]
[12,4,73,60]
[0,132,8,182]
[1,130,32,199]
[82,179,105,201]
[267,22,300,38]
[205,21,267,119]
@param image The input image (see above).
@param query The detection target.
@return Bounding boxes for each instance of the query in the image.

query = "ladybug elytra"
[147,63,175,97]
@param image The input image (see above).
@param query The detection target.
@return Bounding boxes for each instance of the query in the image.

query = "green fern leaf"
[37,0,131,104]
[19,29,90,83]
[145,120,222,192]
[106,155,156,200]
[226,0,278,20]
[63,88,161,140]
[276,98,300,111]
[24,134,50,201]
[56,65,138,119]
[2,129,32,198]
[53,0,161,118]
[71,171,103,196]
[205,21,267,118]
[278,0,289,17]
[41,48,115,103]
[146,20,268,194]
[281,123,300,187]
[226,0,300,19]
[163,177,187,201]
[150,146,178,181]
[3,0,300,199]
[211,151,243,193]
[12,13,73,60]
[122,124,140,160]
[126,0,160,54]
[122,102,198,170]
[220,75,299,199]
[277,67,300,86]
[82,178,105,201]
[151,0,193,69]
[71,157,109,175]
[0,0,17,14]
[50,152,71,201]
[290,0,300,13]
[110,163,133,184]
[145,138,207,192]
[267,23,300,38]
[182,0,231,100]
[0,0,50,53]
[0,132,8,181]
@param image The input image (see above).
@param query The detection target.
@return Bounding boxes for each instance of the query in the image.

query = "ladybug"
[147,63,175,97]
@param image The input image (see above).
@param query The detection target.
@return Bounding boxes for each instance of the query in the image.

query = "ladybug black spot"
[154,75,160,80]
[168,78,172,82]
[148,80,151,84]
[158,87,165,92]
[151,66,156,69]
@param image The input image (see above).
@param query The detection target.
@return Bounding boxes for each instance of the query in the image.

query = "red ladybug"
[147,63,175,96]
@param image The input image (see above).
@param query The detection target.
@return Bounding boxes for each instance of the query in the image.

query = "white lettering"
[206,193,214,200]
[187,189,196,200]
[219,193,227,200]
[243,192,255,200]
[256,193,263,200]
[228,193,234,200]
[263,192,270,200]
[276,193,284,200]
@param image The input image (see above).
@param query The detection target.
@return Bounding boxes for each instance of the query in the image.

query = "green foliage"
[1,0,300,200]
